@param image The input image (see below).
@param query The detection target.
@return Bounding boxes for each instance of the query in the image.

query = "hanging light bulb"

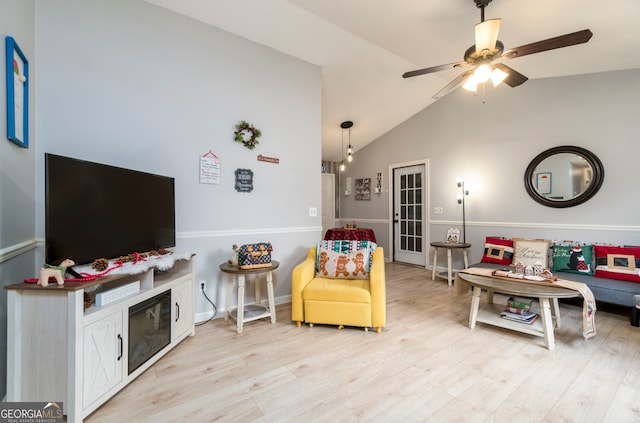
[340,162,345,172]
[347,152,353,162]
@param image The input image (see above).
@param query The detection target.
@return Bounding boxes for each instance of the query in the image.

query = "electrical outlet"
[434,206,444,214]
[308,207,318,217]
[199,280,206,291]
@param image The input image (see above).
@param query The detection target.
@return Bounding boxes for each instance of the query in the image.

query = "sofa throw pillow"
[512,238,551,268]
[316,247,370,280]
[552,245,594,275]
[481,237,514,265]
[315,240,377,272]
[594,245,640,283]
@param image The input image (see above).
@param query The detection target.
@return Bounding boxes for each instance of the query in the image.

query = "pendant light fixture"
[341,120,354,164]
[339,122,346,172]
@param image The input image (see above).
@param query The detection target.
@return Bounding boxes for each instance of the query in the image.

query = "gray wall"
[1,0,321,399]
[342,69,640,267]
[0,0,36,401]
[33,0,322,315]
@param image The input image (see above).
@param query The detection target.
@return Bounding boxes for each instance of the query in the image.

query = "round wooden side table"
[430,242,471,286]
[219,260,279,333]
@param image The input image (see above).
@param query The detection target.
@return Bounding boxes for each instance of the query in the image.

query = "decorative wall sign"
[5,36,29,148]
[257,154,279,164]
[234,168,254,193]
[234,120,261,150]
[375,171,383,193]
[199,150,221,184]
[355,178,371,200]
[446,227,461,244]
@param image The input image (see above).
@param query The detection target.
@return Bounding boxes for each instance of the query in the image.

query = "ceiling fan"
[402,0,593,100]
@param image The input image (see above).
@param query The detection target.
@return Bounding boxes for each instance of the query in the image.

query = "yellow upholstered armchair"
[291,246,386,333]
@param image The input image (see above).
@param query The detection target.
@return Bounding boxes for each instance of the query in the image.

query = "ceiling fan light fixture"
[491,66,508,86]
[474,63,493,83]
[402,0,593,101]
[462,74,478,92]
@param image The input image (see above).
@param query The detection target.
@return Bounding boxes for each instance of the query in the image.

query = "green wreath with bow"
[234,120,262,150]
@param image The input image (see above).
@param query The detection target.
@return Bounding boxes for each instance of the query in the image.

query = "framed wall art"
[5,36,29,148]
[355,178,371,200]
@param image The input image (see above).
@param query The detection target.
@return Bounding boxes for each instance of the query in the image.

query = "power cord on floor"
[195,284,217,326]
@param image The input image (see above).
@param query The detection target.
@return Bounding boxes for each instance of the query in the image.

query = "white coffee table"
[457,269,581,350]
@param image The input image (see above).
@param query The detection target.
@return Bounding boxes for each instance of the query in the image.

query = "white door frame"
[321,173,336,235]
[388,158,430,267]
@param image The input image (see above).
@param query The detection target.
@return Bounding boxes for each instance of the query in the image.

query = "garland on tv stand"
[23,249,175,284]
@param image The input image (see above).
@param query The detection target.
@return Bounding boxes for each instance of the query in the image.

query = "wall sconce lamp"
[456,178,470,243]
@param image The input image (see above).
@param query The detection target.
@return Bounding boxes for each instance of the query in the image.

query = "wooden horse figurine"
[38,258,76,287]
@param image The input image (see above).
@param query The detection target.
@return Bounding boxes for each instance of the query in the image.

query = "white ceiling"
[144,0,640,162]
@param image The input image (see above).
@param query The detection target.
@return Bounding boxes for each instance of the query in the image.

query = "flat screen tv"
[45,153,175,266]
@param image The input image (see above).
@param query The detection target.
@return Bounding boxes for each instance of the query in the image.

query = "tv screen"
[45,153,175,266]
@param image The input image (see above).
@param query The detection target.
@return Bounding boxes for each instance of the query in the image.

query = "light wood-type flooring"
[85,262,640,422]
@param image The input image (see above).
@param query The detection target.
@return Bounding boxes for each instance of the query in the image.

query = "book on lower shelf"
[500,310,539,325]
[506,296,533,310]
[504,305,532,315]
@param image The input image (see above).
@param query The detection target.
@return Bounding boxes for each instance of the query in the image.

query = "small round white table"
[220,261,279,333]
[430,242,471,286]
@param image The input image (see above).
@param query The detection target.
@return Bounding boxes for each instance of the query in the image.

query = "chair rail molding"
[178,226,323,239]
[0,239,38,264]
[429,219,640,233]
[338,218,389,225]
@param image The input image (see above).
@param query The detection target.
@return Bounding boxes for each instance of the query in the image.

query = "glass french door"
[393,164,426,266]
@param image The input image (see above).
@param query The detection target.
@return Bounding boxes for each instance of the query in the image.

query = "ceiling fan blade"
[403,61,467,79]
[502,29,593,59]
[494,63,528,87]
[475,18,501,54]
[432,70,474,100]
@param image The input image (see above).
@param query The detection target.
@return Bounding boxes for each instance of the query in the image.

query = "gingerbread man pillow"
[315,247,370,280]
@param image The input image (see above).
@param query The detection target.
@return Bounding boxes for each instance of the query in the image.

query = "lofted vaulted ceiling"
[144,0,640,162]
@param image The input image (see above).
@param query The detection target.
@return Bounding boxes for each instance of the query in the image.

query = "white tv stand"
[5,254,195,423]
